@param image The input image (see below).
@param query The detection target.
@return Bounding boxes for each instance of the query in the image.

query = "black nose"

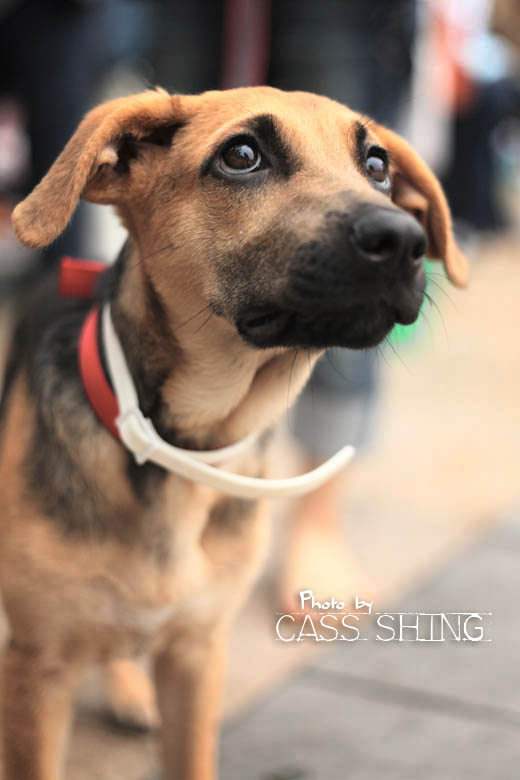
[349,207,426,268]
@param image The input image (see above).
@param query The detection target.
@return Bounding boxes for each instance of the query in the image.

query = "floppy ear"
[12,89,184,248]
[372,123,469,288]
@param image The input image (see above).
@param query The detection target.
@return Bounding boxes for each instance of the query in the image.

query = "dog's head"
[13,87,468,351]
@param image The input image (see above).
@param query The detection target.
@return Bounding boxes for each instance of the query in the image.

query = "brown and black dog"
[0,87,468,780]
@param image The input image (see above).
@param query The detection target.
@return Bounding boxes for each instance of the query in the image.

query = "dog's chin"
[235,299,418,350]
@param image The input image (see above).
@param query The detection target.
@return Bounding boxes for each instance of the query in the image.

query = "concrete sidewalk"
[220,513,520,780]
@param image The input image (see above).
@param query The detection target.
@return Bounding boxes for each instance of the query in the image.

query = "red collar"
[59,257,120,439]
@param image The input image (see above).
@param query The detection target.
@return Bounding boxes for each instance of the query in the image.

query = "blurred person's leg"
[442,77,520,232]
[268,0,417,612]
[153,0,224,94]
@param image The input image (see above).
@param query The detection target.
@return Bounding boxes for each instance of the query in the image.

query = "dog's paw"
[105,658,160,732]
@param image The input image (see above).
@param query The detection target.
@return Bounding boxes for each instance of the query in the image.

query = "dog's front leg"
[154,627,227,780]
[1,639,84,780]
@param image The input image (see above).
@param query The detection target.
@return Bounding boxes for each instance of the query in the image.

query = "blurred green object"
[390,260,439,346]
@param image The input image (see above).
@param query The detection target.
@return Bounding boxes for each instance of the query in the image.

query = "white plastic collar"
[101,304,355,499]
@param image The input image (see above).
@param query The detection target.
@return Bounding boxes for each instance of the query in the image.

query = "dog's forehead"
[186,86,355,117]
[181,87,364,160]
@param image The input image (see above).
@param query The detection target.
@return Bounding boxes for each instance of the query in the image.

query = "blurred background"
[1,1,520,778]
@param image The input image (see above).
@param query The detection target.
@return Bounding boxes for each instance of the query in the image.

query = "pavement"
[220,513,520,780]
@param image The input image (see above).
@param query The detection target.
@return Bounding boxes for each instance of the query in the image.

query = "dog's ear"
[372,123,469,288]
[12,90,184,248]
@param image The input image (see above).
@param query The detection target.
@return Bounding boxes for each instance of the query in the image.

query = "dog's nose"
[349,208,426,269]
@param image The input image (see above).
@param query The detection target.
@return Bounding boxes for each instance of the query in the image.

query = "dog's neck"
[107,241,316,450]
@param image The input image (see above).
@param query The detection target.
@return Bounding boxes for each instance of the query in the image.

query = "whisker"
[424,291,449,343]
[125,239,179,274]
[286,349,299,433]
[192,310,214,335]
[307,350,316,441]
[385,335,413,374]
[376,343,391,369]
[418,307,435,346]
[325,349,357,387]
[306,350,313,381]
[173,304,212,333]
[426,276,457,309]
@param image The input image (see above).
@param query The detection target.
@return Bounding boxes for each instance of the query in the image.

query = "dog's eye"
[365,147,390,190]
[220,139,262,174]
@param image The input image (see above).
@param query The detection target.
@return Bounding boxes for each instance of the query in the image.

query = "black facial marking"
[141,121,186,148]
[113,122,186,176]
[354,120,368,171]
[201,113,298,181]
[113,133,140,176]
[246,114,297,179]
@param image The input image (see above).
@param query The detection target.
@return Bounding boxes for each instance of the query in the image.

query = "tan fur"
[3,87,467,780]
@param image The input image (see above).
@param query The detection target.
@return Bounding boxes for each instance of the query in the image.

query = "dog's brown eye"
[220,141,261,174]
[365,149,390,189]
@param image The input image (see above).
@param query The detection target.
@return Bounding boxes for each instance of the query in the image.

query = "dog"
[0,86,468,780]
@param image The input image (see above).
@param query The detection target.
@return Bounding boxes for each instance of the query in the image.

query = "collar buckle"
[116,407,158,465]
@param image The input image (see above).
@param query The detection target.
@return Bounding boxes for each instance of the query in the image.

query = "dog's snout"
[349,208,426,268]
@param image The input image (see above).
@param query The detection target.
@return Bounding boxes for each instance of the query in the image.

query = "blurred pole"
[220,0,271,88]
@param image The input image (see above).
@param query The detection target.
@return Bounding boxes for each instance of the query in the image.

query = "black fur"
[0,249,172,545]
[248,114,298,179]
[114,123,186,176]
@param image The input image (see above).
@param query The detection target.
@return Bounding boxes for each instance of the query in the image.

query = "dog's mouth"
[236,307,293,345]
[235,295,422,350]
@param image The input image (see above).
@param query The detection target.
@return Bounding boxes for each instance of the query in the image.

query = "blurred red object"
[58,256,106,299]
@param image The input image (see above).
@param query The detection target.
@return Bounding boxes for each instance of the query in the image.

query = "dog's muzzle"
[236,206,427,350]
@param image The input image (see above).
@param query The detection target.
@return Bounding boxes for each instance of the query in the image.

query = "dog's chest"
[115,599,177,635]
[88,485,264,649]
[94,555,205,637]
